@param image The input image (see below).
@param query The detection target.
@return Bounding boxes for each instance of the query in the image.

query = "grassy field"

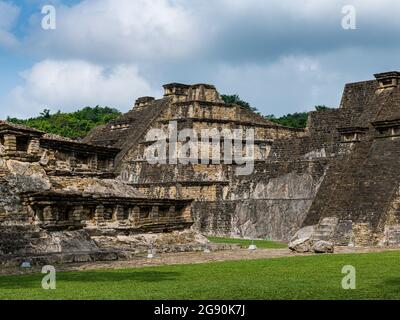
[0,251,400,300]
[208,237,287,249]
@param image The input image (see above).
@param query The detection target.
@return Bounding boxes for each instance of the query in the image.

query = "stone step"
[312,233,333,241]
[315,226,336,232]
[313,233,332,239]
[320,217,339,224]
[385,225,400,244]
[312,217,338,241]
[385,224,400,245]
[318,225,335,231]
[387,234,400,240]
[387,226,400,232]
[315,231,335,237]
[387,229,400,234]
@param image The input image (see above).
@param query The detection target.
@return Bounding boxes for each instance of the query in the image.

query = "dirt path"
[1,247,400,276]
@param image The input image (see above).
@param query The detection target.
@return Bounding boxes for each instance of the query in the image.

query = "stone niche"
[372,119,400,140]
[134,96,155,109]
[187,84,223,103]
[110,122,131,131]
[163,83,223,104]
[338,127,368,143]
[0,122,119,176]
[0,131,42,158]
[27,204,84,231]
[22,191,194,232]
[163,83,190,103]
[39,137,119,175]
[375,71,400,89]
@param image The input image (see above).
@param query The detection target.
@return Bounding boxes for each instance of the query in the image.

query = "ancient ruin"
[86,72,400,249]
[85,83,305,240]
[0,121,201,265]
[2,71,400,264]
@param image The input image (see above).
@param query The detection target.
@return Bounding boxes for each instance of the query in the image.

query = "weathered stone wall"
[188,160,327,241]
[0,160,51,223]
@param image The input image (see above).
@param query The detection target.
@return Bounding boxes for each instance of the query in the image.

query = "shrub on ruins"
[7,106,121,139]
[314,105,331,112]
[221,94,258,113]
[266,112,308,128]
[266,105,333,128]
[221,94,329,129]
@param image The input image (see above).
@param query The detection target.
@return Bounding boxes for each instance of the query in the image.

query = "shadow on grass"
[378,277,400,289]
[0,270,181,290]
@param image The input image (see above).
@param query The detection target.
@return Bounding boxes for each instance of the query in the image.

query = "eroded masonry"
[1,72,400,263]
[0,122,200,265]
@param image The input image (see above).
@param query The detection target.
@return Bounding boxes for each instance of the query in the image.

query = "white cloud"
[0,1,20,48]
[20,0,400,71]
[8,59,155,118]
[3,0,400,119]
[26,0,197,63]
[212,55,343,116]
[15,0,400,64]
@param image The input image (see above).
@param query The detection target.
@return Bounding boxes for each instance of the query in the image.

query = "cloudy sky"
[0,0,400,118]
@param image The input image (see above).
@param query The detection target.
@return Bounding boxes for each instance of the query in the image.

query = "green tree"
[266,112,308,128]
[221,94,258,112]
[40,109,51,119]
[315,105,331,112]
[8,106,121,139]
[265,105,333,128]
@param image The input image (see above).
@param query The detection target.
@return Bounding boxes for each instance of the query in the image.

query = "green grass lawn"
[208,236,287,249]
[1,251,400,300]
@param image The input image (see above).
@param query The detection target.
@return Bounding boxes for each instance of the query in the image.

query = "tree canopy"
[266,112,309,128]
[221,94,258,113]
[7,106,121,139]
[222,94,332,129]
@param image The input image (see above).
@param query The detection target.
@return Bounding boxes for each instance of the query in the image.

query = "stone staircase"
[306,138,400,234]
[312,217,338,241]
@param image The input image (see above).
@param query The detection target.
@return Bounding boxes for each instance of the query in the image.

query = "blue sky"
[1,0,400,119]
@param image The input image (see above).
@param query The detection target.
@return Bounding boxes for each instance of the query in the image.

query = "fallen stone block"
[290,225,315,243]
[312,240,334,254]
[289,238,311,253]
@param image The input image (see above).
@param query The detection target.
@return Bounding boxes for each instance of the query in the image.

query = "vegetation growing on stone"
[221,93,332,128]
[266,112,309,128]
[221,94,258,112]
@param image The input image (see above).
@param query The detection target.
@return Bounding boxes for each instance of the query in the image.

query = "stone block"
[312,240,334,253]
[289,238,311,253]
